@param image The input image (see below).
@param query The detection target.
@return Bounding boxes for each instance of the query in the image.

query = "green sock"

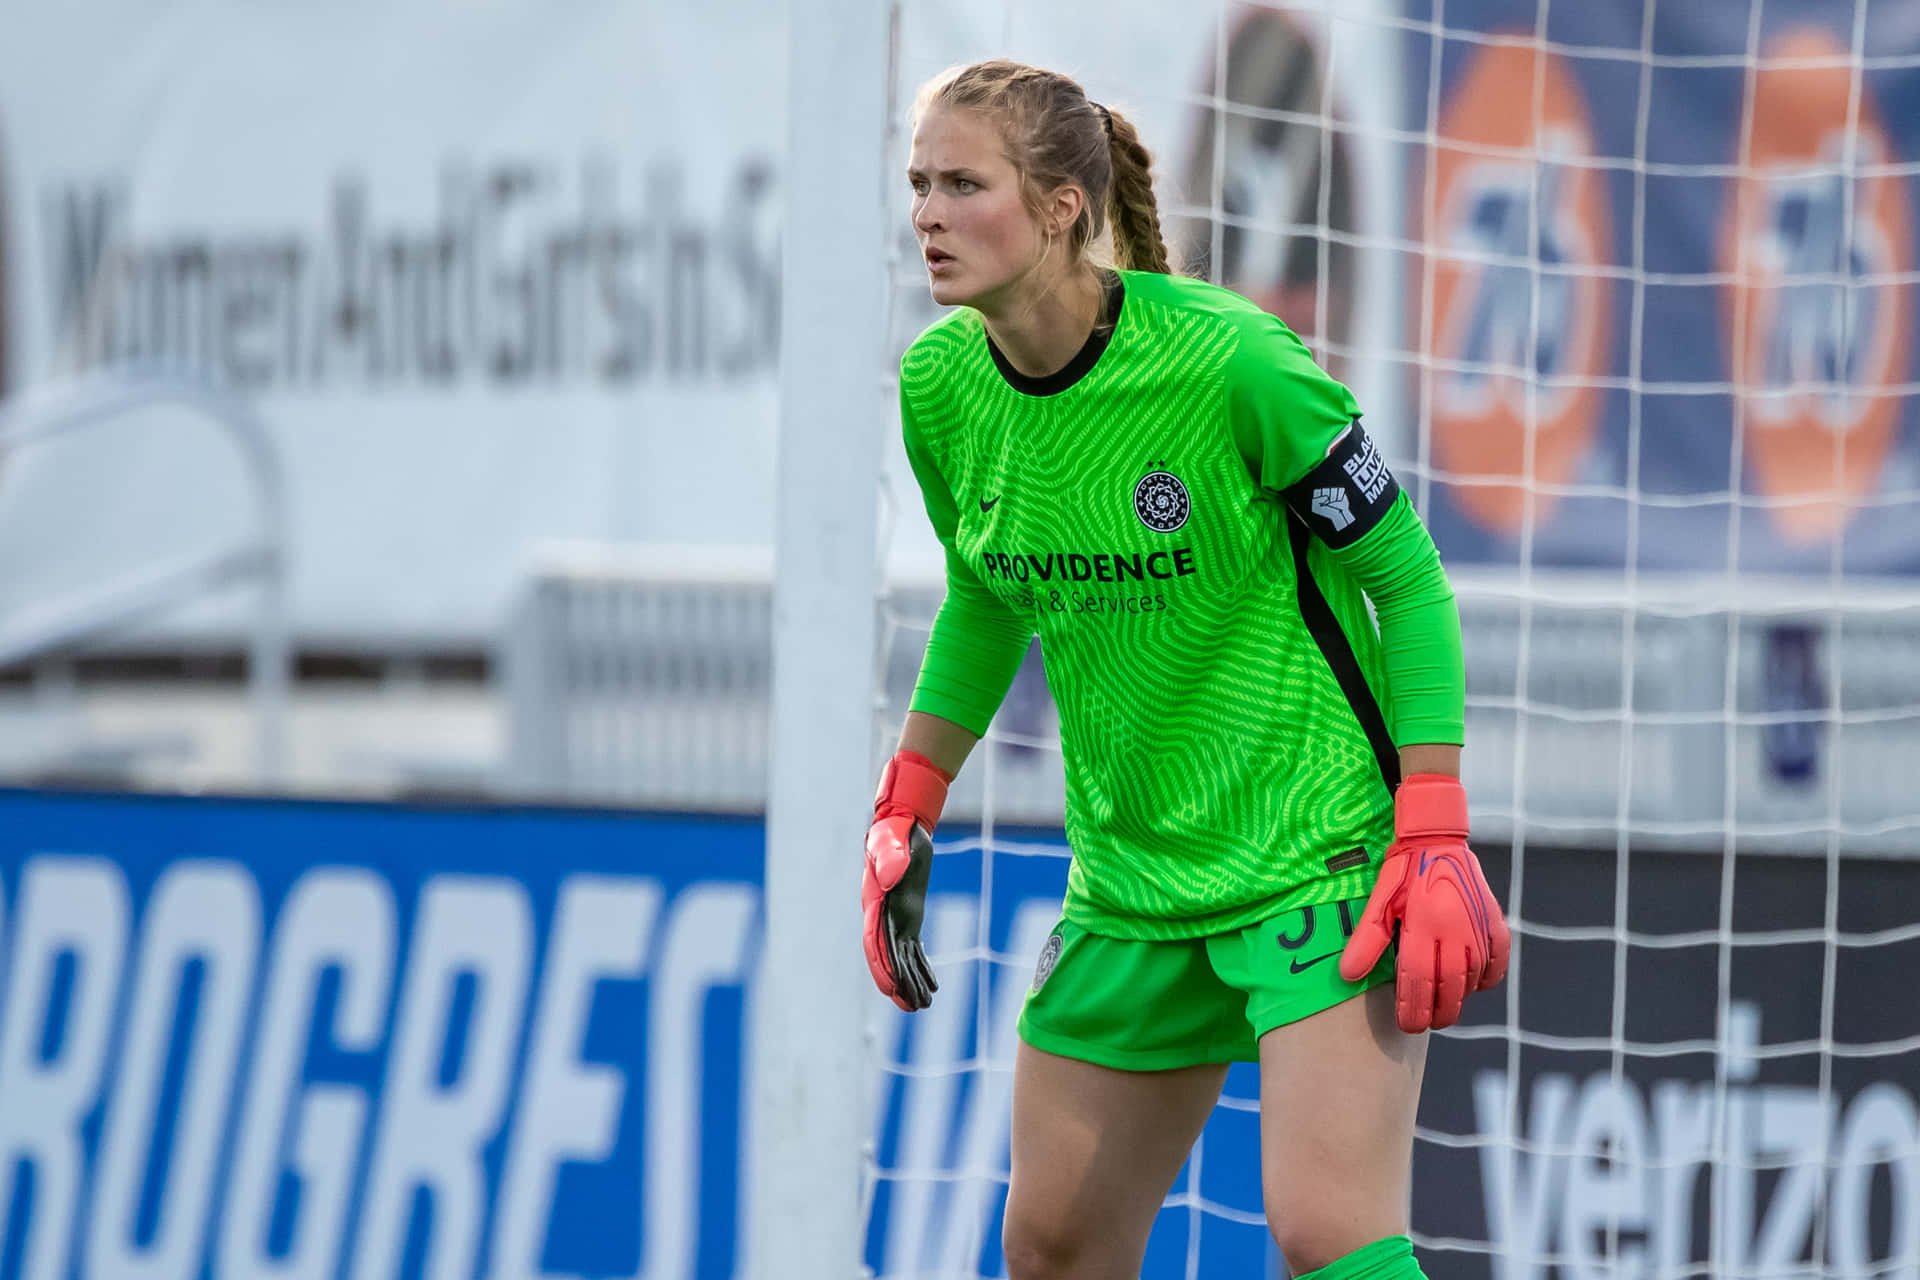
[1290,1234,1427,1280]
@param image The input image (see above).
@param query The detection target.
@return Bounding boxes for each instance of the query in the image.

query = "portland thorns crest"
[1133,471,1191,533]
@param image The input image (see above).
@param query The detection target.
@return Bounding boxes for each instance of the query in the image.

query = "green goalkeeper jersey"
[900,269,1464,941]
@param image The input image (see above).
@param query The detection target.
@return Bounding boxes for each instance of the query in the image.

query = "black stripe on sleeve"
[1288,515,1401,795]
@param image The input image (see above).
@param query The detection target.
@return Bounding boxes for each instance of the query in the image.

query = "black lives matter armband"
[1281,418,1402,549]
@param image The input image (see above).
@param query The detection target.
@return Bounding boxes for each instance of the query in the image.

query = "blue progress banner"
[0,790,1275,1279]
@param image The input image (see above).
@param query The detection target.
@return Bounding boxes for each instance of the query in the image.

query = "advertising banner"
[1412,0,1920,573]
[0,1,1408,643]
[0,790,768,1278]
[0,3,786,644]
[0,789,1279,1277]
[2,0,1914,650]
[3,790,1916,1277]
[1421,843,1920,1279]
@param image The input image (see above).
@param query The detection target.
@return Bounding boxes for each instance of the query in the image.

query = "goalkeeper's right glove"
[862,750,950,1012]
[1339,772,1511,1033]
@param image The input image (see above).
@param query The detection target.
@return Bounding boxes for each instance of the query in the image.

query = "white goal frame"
[753,4,895,1278]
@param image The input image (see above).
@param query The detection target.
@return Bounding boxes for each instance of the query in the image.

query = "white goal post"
[754,3,894,1278]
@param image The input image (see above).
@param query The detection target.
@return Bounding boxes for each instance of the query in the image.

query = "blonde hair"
[914,58,1174,277]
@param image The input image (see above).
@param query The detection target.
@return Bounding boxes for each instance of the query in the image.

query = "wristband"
[874,750,952,833]
[1394,772,1468,839]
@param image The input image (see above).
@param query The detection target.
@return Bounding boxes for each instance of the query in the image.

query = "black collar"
[985,270,1126,397]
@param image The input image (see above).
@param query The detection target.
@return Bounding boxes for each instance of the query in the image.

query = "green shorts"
[1016,895,1395,1070]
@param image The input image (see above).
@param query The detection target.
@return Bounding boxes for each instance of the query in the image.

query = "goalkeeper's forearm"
[896,711,981,781]
[1399,743,1461,780]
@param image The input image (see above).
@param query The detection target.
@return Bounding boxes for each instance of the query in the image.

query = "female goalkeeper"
[860,59,1511,1280]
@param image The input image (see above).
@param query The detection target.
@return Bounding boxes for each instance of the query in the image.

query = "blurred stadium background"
[0,1,1916,1277]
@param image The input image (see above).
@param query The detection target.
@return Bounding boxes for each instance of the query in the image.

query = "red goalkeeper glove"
[862,750,949,1012]
[1339,773,1511,1033]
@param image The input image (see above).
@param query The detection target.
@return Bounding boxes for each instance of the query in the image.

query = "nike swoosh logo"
[1415,848,1495,942]
[979,496,1000,512]
[1288,951,1341,975]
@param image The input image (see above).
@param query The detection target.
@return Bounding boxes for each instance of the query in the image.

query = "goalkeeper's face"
[907,107,1049,310]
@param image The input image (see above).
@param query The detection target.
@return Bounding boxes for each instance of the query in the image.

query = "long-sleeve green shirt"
[901,269,1464,940]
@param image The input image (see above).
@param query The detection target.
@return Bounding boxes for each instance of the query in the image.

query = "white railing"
[502,547,1920,853]
[0,367,291,784]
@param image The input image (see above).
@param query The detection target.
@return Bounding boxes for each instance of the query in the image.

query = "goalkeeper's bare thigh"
[1257,983,1428,1275]
[1003,1041,1226,1279]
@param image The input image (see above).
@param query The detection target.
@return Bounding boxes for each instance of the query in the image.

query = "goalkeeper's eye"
[954,178,978,194]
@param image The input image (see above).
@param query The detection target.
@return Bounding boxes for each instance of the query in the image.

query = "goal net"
[861,1,1920,1276]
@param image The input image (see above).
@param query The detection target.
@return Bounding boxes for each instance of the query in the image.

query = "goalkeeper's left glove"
[1340,773,1511,1033]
